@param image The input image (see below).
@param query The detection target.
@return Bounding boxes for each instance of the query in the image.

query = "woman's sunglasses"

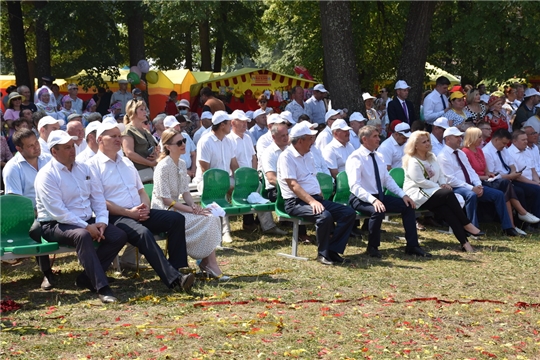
[170,138,187,146]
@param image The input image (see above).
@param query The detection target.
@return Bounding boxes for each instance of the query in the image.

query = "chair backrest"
[0,195,35,247]
[144,183,154,201]
[316,172,334,200]
[232,167,260,202]
[333,171,351,206]
[201,168,231,205]
[275,182,287,214]
[385,167,405,197]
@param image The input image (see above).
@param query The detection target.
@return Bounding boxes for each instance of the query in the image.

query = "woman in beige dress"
[151,129,228,280]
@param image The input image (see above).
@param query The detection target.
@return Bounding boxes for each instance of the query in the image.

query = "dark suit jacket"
[387,97,417,124]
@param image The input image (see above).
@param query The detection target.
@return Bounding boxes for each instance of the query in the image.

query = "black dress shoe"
[350,228,363,238]
[366,246,382,258]
[405,246,432,258]
[504,228,519,237]
[41,272,56,291]
[316,255,334,266]
[75,272,96,293]
[172,273,195,292]
[97,286,118,304]
[465,230,485,237]
[328,252,351,264]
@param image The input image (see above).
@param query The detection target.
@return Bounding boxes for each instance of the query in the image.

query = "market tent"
[425,63,461,88]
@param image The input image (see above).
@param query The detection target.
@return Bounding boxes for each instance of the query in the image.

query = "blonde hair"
[466,89,478,104]
[123,99,147,125]
[463,126,482,148]
[402,131,435,169]
[157,129,180,163]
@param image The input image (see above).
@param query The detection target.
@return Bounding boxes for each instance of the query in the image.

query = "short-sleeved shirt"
[314,126,333,151]
[277,145,320,199]
[261,142,285,190]
[377,135,405,169]
[248,124,268,146]
[3,152,51,206]
[284,100,305,124]
[227,131,255,169]
[193,132,236,184]
[508,144,535,180]
[322,138,354,172]
[304,96,326,125]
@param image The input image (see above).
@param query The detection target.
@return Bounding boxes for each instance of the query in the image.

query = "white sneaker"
[515,227,527,236]
[222,232,233,243]
[518,212,540,224]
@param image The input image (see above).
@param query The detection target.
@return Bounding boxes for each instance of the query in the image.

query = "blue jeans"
[453,186,512,230]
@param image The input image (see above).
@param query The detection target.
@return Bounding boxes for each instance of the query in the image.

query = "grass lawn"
[1,217,539,359]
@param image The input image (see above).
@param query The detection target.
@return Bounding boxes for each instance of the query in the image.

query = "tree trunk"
[213,9,227,72]
[127,3,145,67]
[199,19,212,71]
[396,1,437,118]
[34,1,51,85]
[184,30,193,71]
[319,1,364,114]
[6,1,31,88]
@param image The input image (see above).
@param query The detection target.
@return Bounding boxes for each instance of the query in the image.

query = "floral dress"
[151,156,221,259]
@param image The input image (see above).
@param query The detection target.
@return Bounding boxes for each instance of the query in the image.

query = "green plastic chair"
[333,171,351,206]
[385,167,405,198]
[144,183,154,201]
[316,172,334,200]
[0,195,59,258]
[275,183,309,260]
[201,168,252,215]
[232,167,274,212]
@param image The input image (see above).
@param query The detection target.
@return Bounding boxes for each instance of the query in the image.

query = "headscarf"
[35,86,57,114]
[85,98,96,113]
[34,85,57,108]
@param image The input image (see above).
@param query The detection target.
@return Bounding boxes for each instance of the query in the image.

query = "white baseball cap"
[279,110,294,124]
[163,115,180,128]
[212,110,231,125]
[96,120,123,139]
[313,84,327,93]
[325,109,340,123]
[331,119,352,132]
[480,94,490,103]
[267,113,287,125]
[47,130,78,149]
[394,122,411,137]
[231,109,250,121]
[362,93,376,101]
[245,110,254,120]
[290,122,318,138]
[349,112,366,122]
[524,88,540,98]
[38,116,65,132]
[201,111,213,120]
[443,127,464,138]
[253,109,266,119]
[433,117,450,129]
[85,121,102,139]
[394,80,411,90]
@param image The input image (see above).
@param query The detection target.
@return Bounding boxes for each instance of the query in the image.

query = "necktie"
[402,101,409,122]
[497,150,511,173]
[370,153,384,201]
[454,150,471,185]
[441,94,447,109]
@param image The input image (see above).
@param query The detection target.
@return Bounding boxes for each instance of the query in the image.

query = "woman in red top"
[484,95,510,137]
[462,127,539,235]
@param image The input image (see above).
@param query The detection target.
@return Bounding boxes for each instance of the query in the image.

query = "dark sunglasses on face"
[170,138,187,146]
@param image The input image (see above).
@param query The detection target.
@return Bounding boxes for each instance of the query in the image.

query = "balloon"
[127,72,140,85]
[136,79,147,91]
[130,66,141,77]
[137,59,150,74]
[146,70,159,84]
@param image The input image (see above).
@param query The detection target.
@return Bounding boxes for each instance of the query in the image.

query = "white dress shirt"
[193,126,211,146]
[227,131,255,168]
[277,145,320,199]
[2,153,51,207]
[193,132,236,184]
[437,145,481,190]
[345,145,405,204]
[527,144,540,170]
[423,89,449,125]
[75,139,87,156]
[322,138,354,172]
[285,99,305,123]
[70,96,83,115]
[314,126,333,151]
[430,133,445,156]
[87,151,143,209]
[248,124,268,146]
[39,137,51,156]
[35,158,108,227]
[261,142,285,190]
[482,141,515,175]
[256,131,273,170]
[508,144,534,180]
[310,145,331,175]
[349,130,360,150]
[377,135,405,169]
[76,146,97,163]
[304,96,326,124]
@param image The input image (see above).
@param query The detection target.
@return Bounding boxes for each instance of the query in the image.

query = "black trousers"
[109,209,187,288]
[420,188,470,245]
[350,194,419,249]
[41,219,127,291]
[268,188,307,235]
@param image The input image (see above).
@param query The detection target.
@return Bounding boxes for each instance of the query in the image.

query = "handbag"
[137,167,154,183]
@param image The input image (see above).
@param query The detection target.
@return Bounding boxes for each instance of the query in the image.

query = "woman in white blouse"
[402,131,482,252]
[151,129,228,280]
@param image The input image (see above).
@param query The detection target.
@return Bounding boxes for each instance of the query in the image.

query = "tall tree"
[396,1,437,117]
[319,0,363,113]
[33,0,51,82]
[126,1,146,67]
[199,19,212,71]
[6,1,30,87]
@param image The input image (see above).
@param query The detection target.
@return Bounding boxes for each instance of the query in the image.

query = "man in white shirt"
[248,109,268,146]
[110,79,131,114]
[3,129,54,290]
[261,123,289,202]
[256,113,288,170]
[66,120,87,156]
[163,115,197,178]
[524,126,540,170]
[284,86,306,123]
[346,125,430,258]
[35,130,127,303]
[423,76,451,125]
[508,130,540,184]
[322,119,355,178]
[348,112,365,150]
[76,121,101,163]
[377,122,410,170]
[304,84,328,125]
[438,127,516,236]
[67,83,83,114]
[193,111,213,146]
[88,122,195,292]
[37,116,64,155]
[429,117,448,155]
[314,108,339,151]
[278,122,355,265]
